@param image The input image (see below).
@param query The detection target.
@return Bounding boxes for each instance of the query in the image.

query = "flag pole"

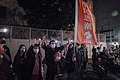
[74,0,78,55]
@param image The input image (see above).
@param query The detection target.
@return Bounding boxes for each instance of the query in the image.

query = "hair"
[116,45,119,49]
[76,43,80,46]
[81,44,84,47]
[54,74,68,80]
[0,37,6,44]
[103,74,120,80]
[34,44,39,47]
[68,69,101,80]
[103,47,106,49]
[68,69,120,80]
[83,0,87,2]
[16,44,27,56]
[97,47,100,50]
[68,44,73,48]
[49,40,55,44]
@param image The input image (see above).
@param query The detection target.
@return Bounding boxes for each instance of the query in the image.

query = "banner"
[75,0,97,45]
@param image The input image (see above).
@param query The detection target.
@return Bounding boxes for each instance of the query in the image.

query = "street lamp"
[0,28,8,33]
[3,28,8,32]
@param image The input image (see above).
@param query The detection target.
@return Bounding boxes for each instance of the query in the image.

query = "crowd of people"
[92,45,120,73]
[0,36,120,80]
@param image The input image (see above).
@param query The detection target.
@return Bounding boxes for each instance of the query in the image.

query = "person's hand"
[98,58,101,61]
[67,38,70,44]
[72,56,76,62]
[42,35,46,41]
[32,38,36,45]
[41,35,46,45]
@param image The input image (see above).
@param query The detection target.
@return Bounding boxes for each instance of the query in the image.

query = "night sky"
[17,0,75,30]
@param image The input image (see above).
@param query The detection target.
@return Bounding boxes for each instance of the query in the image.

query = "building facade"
[93,0,120,44]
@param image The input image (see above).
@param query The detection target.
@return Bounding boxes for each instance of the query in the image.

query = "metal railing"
[0,25,74,42]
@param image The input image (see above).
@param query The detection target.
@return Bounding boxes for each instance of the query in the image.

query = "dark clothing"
[3,46,12,65]
[100,52,109,60]
[56,57,67,74]
[92,48,97,66]
[76,50,82,70]
[96,59,109,72]
[26,45,42,80]
[0,53,10,80]
[13,52,27,80]
[32,75,39,80]
[79,47,88,70]
[42,44,64,80]
[66,48,76,74]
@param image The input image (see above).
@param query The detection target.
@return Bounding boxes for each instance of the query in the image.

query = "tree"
[17,0,75,30]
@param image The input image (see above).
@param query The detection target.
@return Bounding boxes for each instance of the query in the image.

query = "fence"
[0,25,74,44]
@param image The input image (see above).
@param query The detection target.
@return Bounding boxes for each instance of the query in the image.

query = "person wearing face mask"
[26,44,42,80]
[13,44,27,80]
[41,36,69,80]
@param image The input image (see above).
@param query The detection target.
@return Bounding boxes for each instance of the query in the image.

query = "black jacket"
[26,45,42,80]
[42,44,64,80]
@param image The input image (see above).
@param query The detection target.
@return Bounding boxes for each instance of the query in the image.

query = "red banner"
[76,0,97,45]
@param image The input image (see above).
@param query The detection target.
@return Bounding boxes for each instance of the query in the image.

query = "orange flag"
[75,0,97,45]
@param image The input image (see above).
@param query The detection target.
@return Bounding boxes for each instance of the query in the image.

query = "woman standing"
[13,44,27,80]
[26,44,42,80]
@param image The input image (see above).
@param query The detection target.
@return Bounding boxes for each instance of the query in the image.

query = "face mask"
[33,49,39,53]
[50,44,56,49]
[20,48,26,52]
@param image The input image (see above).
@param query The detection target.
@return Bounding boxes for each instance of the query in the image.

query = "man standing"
[41,36,69,80]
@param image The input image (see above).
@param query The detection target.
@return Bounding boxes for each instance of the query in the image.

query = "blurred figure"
[101,47,109,60]
[114,45,120,65]
[68,69,120,80]
[26,44,43,80]
[102,47,107,53]
[0,37,10,80]
[68,69,101,80]
[66,44,76,74]
[92,46,97,67]
[80,44,88,70]
[0,37,12,65]
[108,47,114,56]
[96,47,101,54]
[13,44,27,80]
[3,45,12,66]
[54,74,68,80]
[76,43,83,70]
